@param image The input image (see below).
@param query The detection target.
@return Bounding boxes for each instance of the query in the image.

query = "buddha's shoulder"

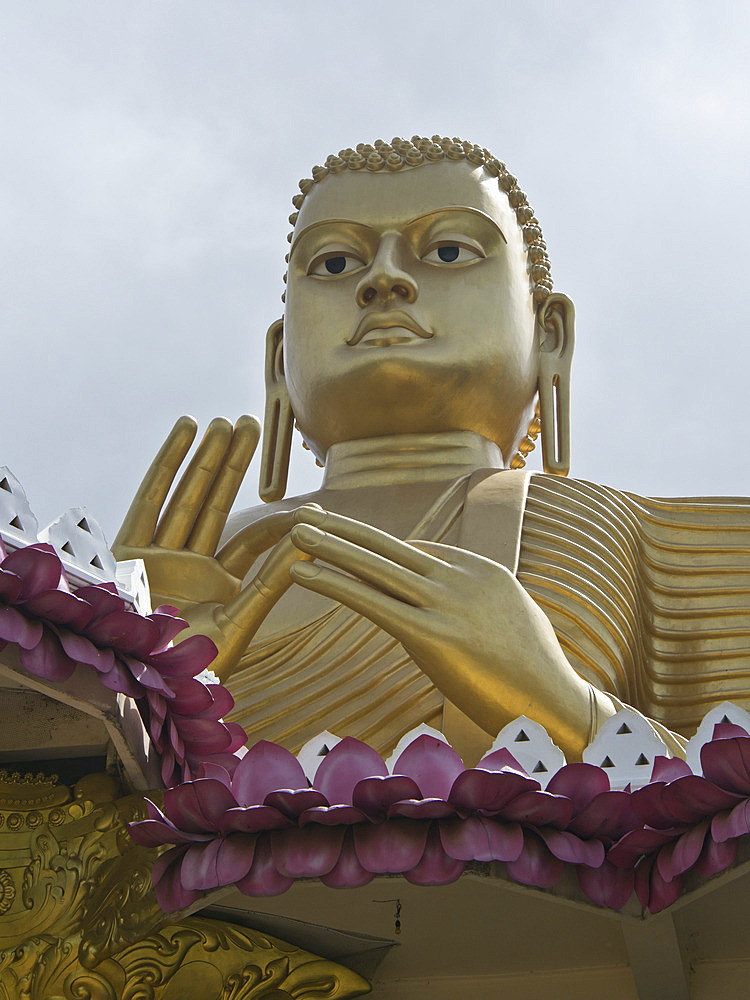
[524,470,750,525]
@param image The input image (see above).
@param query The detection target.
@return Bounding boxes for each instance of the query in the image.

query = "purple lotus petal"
[201,752,242,778]
[3,544,62,599]
[499,789,574,829]
[392,735,463,800]
[711,798,750,842]
[577,859,635,910]
[172,716,233,753]
[545,762,610,812]
[197,762,233,784]
[152,845,198,912]
[181,838,223,891]
[657,820,709,883]
[449,767,538,814]
[608,827,684,868]
[439,816,523,863]
[231,741,307,807]
[645,856,684,914]
[97,657,144,699]
[264,788,328,819]
[630,781,681,830]
[0,606,43,650]
[696,832,738,879]
[149,634,218,677]
[179,833,256,890]
[538,827,605,868]
[272,824,346,877]
[713,721,750,740]
[128,817,211,847]
[161,748,177,787]
[163,778,238,833]
[169,718,185,762]
[352,775,422,820]
[148,689,168,725]
[299,805,368,826]
[121,655,174,697]
[568,791,639,842]
[651,755,692,782]
[23,589,94,630]
[476,747,526,772]
[74,584,125,621]
[354,818,430,873]
[321,830,375,888]
[168,677,213,714]
[201,684,234,721]
[506,830,564,889]
[148,608,190,650]
[220,804,292,834]
[405,824,466,886]
[313,737,388,806]
[20,628,76,682]
[387,798,457,821]
[83,609,159,657]
[660,775,741,825]
[236,834,294,897]
[701,736,750,795]
[55,627,115,674]
[221,722,248,754]
[0,566,22,603]
[216,832,258,884]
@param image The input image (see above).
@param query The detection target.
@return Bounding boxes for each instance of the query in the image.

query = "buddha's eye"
[308,252,365,277]
[421,241,484,266]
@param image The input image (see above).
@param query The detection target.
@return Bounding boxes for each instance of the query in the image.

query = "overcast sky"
[2,1,749,543]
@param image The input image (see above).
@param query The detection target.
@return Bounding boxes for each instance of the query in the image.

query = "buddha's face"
[283,159,539,463]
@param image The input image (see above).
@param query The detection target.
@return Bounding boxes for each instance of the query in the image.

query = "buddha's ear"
[535,292,575,476]
[259,319,294,502]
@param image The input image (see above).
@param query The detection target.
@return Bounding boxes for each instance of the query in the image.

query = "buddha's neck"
[321,431,505,490]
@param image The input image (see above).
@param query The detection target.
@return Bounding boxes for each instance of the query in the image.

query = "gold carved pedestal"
[0,770,369,1000]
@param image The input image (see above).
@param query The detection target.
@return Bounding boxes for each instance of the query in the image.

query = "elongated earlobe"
[536,293,575,476]
[259,319,294,502]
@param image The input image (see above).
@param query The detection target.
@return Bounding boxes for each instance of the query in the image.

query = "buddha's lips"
[347,310,433,346]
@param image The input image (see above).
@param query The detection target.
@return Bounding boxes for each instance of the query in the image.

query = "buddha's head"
[260,136,574,501]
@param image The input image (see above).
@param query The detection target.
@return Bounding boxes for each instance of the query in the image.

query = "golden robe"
[228,471,750,757]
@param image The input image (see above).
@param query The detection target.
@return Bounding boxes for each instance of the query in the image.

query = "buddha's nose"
[356,236,417,307]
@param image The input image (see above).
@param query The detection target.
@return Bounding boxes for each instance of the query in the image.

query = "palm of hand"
[113,415,307,680]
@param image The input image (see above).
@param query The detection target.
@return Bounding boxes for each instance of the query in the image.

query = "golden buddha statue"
[113,135,750,766]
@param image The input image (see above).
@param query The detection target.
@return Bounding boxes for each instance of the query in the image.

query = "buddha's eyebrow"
[289,219,376,259]
[406,207,507,243]
[290,207,506,258]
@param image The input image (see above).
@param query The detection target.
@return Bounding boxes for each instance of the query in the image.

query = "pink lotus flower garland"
[0,538,245,786]
[128,725,750,916]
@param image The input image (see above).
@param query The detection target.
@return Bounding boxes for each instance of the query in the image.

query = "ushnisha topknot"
[284,135,553,305]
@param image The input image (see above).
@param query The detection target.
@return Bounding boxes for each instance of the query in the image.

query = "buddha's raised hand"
[289,506,613,760]
[113,416,310,680]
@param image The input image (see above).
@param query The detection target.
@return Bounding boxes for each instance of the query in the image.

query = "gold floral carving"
[0,771,370,1000]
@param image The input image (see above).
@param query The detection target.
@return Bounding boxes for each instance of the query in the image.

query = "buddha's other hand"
[112,416,311,681]
[289,505,603,759]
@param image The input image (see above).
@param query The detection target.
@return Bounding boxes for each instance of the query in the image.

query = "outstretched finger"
[290,523,430,605]
[155,417,233,550]
[114,415,197,550]
[217,508,309,578]
[217,536,314,655]
[187,415,261,556]
[290,561,415,639]
[292,506,447,577]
